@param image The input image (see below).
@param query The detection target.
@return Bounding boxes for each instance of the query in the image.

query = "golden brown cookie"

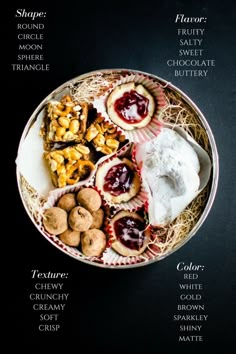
[81,229,106,257]
[43,207,68,235]
[57,193,77,212]
[90,209,104,229]
[69,206,93,232]
[76,188,102,212]
[59,228,80,247]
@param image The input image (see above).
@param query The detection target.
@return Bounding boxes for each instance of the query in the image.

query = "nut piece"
[70,150,81,161]
[100,146,113,155]
[106,138,120,150]
[43,207,68,235]
[59,228,80,247]
[69,120,79,134]
[93,133,105,147]
[57,193,77,212]
[58,117,70,128]
[69,206,93,232]
[76,144,90,155]
[56,127,66,138]
[90,209,104,229]
[81,229,106,257]
[85,124,99,142]
[77,188,102,212]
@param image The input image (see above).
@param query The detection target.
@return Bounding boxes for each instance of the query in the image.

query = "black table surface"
[5,0,236,351]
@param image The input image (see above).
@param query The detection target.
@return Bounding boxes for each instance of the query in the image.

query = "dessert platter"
[16,69,218,268]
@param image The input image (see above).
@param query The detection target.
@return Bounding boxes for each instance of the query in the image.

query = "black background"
[5,0,236,352]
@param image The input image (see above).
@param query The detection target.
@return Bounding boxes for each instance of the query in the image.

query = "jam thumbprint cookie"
[106,82,155,130]
[110,211,150,256]
[95,157,141,204]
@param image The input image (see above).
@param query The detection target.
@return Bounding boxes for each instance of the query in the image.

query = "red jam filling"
[103,163,134,196]
[114,90,149,123]
[114,216,145,250]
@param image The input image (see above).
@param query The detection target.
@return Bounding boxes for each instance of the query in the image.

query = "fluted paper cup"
[93,72,165,143]
[94,143,148,212]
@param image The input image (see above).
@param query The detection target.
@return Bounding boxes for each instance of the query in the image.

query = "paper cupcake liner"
[101,208,155,266]
[93,73,165,143]
[39,183,112,262]
[101,248,148,266]
[94,143,148,212]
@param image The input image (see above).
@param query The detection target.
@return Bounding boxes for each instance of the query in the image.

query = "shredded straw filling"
[19,175,45,222]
